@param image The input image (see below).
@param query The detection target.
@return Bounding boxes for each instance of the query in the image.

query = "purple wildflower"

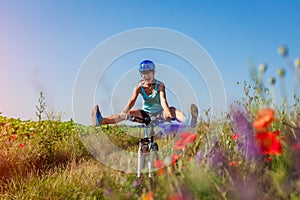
[290,127,300,179]
[206,144,226,171]
[195,150,203,168]
[196,150,203,160]
[230,105,260,160]
[132,179,140,188]
[105,188,111,195]
[158,121,186,135]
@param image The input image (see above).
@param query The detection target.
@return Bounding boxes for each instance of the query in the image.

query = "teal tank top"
[140,80,163,114]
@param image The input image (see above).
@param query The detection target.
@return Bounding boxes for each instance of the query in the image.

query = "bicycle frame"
[130,115,158,178]
[138,123,157,178]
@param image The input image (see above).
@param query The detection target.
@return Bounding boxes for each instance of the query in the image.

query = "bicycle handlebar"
[129,115,151,125]
[128,110,179,126]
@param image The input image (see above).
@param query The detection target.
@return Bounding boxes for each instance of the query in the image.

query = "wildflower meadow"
[1,46,300,199]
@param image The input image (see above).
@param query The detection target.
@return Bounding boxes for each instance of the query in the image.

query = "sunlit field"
[1,46,300,199]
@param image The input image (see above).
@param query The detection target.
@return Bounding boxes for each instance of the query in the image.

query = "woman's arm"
[158,82,173,119]
[122,84,140,114]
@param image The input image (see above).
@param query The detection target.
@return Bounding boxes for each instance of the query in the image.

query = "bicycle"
[129,111,187,178]
[129,113,159,178]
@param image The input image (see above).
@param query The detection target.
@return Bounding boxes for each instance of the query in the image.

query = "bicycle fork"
[137,125,157,178]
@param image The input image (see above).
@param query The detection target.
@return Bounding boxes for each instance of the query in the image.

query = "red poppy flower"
[19,143,25,148]
[183,134,197,144]
[174,133,197,151]
[154,160,165,176]
[143,191,154,200]
[154,160,165,168]
[174,140,186,150]
[231,134,240,140]
[253,108,275,131]
[181,132,197,144]
[168,193,184,200]
[229,161,240,166]
[255,130,282,155]
[10,135,16,141]
[264,156,273,162]
[157,168,165,176]
[181,132,192,140]
[171,154,181,165]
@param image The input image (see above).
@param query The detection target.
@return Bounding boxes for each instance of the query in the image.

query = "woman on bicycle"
[92,60,198,127]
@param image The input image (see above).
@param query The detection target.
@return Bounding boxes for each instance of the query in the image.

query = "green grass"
[1,50,300,199]
[1,103,299,199]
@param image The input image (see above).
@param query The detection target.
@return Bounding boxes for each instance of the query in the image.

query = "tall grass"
[1,99,300,199]
[1,46,300,199]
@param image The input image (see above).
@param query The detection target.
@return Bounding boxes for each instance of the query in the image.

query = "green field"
[1,52,300,199]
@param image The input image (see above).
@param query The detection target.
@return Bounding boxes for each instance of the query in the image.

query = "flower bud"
[277,68,286,77]
[277,45,288,56]
[269,77,276,85]
[294,58,300,68]
[259,63,267,73]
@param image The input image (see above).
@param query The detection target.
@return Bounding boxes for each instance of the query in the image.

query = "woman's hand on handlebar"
[120,111,129,120]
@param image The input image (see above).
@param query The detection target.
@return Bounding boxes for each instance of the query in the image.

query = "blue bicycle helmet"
[138,60,155,72]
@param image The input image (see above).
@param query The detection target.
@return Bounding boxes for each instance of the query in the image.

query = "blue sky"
[1,0,300,123]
